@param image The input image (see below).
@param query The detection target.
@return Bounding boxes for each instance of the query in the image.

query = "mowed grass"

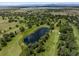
[70,24,79,53]
[0,32,23,56]
[0,25,49,56]
[37,27,59,56]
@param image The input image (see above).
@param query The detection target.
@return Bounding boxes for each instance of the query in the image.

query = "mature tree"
[9,32,15,38]
[19,26,25,32]
[0,38,7,47]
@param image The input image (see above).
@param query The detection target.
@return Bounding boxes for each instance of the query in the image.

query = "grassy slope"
[70,24,79,53]
[0,25,49,56]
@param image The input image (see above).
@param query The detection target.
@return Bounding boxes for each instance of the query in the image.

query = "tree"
[19,20,24,24]
[69,49,78,56]
[58,19,78,56]
[8,19,14,23]
[16,24,19,28]
[3,30,6,33]
[50,23,54,30]
[35,45,45,53]
[3,33,11,42]
[0,30,2,34]
[0,38,7,47]
[19,26,25,32]
[14,20,17,22]
[9,27,12,30]
[0,38,2,51]
[27,22,32,29]
[9,32,15,38]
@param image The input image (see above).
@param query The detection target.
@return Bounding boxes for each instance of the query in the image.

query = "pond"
[24,27,49,44]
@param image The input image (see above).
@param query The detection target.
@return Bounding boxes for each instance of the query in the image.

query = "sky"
[0,2,79,6]
[0,2,53,6]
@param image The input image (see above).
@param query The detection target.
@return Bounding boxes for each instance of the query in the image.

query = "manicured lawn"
[0,25,49,56]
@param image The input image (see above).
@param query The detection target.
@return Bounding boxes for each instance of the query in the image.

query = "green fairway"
[70,24,79,53]
[0,25,49,56]
[42,27,59,56]
[0,32,22,56]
